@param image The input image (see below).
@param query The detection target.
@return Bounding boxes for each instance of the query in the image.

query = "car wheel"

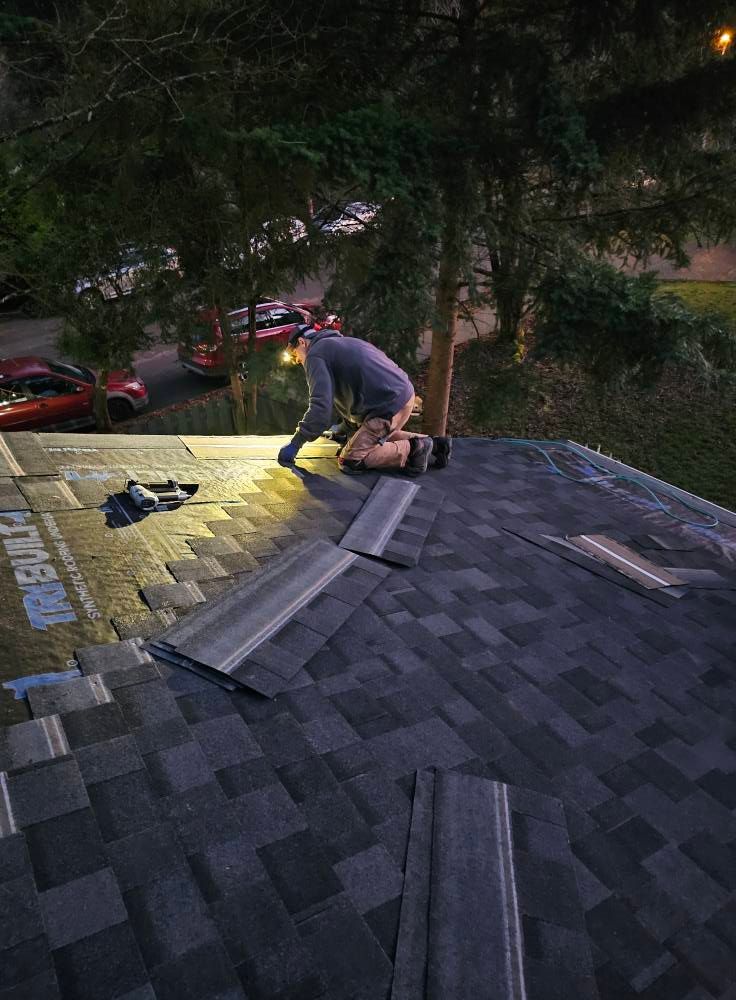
[107,398,134,422]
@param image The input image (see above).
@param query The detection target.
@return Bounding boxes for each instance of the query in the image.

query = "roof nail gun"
[124,479,198,511]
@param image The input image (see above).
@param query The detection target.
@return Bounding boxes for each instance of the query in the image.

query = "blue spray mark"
[3,668,82,700]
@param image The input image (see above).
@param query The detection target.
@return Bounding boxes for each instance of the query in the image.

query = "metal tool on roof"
[124,478,198,511]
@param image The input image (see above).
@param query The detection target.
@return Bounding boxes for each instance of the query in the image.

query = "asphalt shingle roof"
[0,432,735,1000]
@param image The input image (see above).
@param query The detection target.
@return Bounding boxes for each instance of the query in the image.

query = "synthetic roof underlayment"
[0,431,735,1000]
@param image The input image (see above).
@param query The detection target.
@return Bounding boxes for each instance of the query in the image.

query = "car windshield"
[47,360,94,384]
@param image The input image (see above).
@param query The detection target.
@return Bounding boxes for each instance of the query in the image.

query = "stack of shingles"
[392,769,599,1000]
[146,537,390,696]
[338,478,444,568]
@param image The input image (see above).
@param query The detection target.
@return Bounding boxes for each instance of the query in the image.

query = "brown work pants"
[339,397,427,470]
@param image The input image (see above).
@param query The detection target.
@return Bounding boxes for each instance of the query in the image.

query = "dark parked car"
[75,246,180,302]
[0,357,149,430]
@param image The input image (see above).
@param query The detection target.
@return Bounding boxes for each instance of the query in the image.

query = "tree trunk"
[229,370,247,434]
[94,369,113,432]
[247,294,258,432]
[220,308,247,435]
[486,183,532,361]
[495,282,526,355]
[422,0,477,437]
[422,217,462,436]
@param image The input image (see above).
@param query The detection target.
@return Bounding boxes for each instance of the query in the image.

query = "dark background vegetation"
[1,2,736,498]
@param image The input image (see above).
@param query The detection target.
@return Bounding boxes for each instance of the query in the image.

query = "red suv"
[178,300,312,377]
[0,357,149,431]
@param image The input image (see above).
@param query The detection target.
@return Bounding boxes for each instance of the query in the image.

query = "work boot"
[431,436,452,469]
[339,457,366,476]
[404,436,433,476]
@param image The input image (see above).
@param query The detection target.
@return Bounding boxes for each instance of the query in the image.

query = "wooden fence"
[121,391,303,437]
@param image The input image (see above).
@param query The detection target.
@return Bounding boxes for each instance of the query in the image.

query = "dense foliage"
[1,2,736,431]
[535,258,736,384]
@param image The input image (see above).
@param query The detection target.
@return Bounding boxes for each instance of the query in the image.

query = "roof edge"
[567,439,736,529]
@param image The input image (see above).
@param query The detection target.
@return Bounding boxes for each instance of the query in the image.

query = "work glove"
[277,442,300,465]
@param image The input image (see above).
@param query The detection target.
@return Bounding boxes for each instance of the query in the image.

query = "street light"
[716,29,733,54]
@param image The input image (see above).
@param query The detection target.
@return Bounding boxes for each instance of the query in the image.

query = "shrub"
[534,257,736,385]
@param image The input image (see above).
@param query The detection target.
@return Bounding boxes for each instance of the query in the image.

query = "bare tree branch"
[0,69,228,144]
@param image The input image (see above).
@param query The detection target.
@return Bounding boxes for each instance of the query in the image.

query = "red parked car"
[0,357,149,431]
[178,300,312,377]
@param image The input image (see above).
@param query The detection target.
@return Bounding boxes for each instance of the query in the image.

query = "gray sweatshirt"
[292,331,415,445]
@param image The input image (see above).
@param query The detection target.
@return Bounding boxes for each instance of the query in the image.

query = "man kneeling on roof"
[277,325,452,475]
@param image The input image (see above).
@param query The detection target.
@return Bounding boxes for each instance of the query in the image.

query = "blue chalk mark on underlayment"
[3,668,82,700]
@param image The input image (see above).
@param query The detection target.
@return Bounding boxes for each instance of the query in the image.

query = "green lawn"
[656,280,736,326]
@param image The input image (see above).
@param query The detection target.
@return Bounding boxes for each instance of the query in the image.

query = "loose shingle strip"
[392,770,434,999]
[393,771,599,1000]
[155,538,355,666]
[339,479,443,567]
[567,535,685,590]
[147,646,238,692]
[147,537,389,695]
[502,524,676,606]
[340,478,419,555]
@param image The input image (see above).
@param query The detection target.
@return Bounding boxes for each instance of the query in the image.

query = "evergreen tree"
[304,0,736,432]
[3,2,736,438]
[1,0,321,431]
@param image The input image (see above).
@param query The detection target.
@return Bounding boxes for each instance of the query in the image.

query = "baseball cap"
[287,323,316,348]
